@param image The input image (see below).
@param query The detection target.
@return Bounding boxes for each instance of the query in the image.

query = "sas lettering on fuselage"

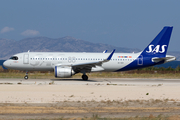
[146,45,167,53]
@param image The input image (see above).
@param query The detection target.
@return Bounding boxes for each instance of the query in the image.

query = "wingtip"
[107,49,115,61]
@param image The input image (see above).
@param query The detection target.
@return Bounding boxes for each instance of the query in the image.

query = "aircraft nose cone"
[3,61,9,68]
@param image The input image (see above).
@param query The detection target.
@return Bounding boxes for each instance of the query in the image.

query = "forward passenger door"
[23,54,29,64]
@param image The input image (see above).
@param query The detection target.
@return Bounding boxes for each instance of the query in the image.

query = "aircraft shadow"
[50,79,98,82]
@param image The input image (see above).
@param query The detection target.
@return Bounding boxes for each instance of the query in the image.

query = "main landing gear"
[24,71,28,80]
[82,74,88,80]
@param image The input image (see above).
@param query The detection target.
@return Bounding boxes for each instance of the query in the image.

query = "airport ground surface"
[0,78,180,119]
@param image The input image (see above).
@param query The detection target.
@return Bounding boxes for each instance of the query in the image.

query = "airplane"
[3,26,176,80]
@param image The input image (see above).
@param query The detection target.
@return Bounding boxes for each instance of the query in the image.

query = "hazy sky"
[0,0,180,51]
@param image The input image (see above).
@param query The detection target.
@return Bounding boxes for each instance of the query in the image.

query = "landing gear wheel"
[24,75,28,80]
[82,75,88,80]
[24,71,29,80]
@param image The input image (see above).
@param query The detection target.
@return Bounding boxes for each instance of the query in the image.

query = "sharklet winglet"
[107,49,115,61]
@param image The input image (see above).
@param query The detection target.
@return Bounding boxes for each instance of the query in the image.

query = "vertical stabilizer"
[141,26,173,57]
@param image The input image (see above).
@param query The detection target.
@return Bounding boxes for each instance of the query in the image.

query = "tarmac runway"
[1,78,180,86]
[0,78,180,103]
[0,78,180,119]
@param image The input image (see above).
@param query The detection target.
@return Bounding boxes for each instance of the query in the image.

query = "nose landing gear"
[24,71,28,80]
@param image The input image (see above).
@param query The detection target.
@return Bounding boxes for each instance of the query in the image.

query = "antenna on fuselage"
[28,50,30,52]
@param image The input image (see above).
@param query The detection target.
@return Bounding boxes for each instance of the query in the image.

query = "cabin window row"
[30,58,135,61]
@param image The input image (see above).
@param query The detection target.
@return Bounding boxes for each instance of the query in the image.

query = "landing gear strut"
[24,71,28,80]
[82,74,88,80]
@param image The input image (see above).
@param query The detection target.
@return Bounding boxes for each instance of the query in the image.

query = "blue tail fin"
[141,26,173,57]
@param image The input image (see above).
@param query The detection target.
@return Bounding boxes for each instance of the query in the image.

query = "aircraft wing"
[103,50,108,53]
[54,49,115,73]
[72,49,115,72]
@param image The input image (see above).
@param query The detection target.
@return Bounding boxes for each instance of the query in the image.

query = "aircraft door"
[68,57,72,63]
[23,54,29,64]
[72,57,76,63]
[68,57,76,63]
[137,55,143,65]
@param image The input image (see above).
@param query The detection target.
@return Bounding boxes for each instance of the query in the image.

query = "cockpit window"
[9,56,18,60]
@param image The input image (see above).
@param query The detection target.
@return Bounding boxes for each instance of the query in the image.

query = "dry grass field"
[1,66,180,79]
[0,100,180,120]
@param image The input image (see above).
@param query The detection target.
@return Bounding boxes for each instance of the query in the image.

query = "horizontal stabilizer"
[152,55,176,63]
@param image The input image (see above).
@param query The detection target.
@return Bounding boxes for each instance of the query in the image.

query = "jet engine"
[54,66,75,78]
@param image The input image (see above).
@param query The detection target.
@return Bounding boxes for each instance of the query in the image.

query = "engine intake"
[54,66,75,78]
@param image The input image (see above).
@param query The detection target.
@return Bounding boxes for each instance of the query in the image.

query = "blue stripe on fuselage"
[115,56,164,71]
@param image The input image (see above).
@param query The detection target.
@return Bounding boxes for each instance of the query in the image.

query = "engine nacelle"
[54,66,75,78]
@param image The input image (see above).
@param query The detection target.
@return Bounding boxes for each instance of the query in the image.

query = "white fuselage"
[2,26,176,80]
[4,52,140,72]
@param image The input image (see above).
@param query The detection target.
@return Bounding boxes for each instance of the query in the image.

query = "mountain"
[0,36,140,59]
[0,36,179,60]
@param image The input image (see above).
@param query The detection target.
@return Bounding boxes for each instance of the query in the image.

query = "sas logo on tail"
[146,45,167,53]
